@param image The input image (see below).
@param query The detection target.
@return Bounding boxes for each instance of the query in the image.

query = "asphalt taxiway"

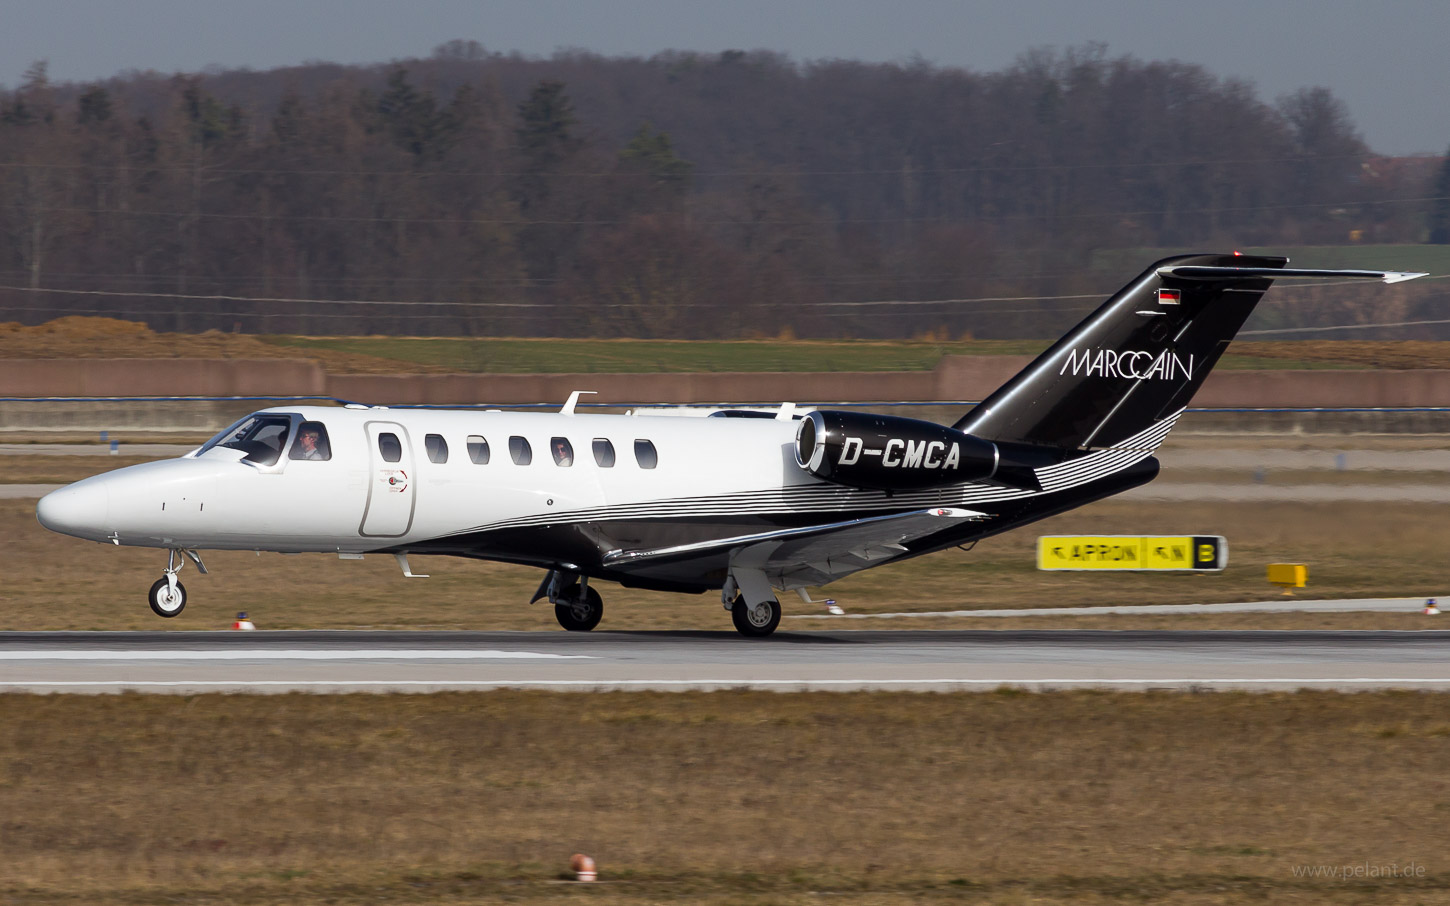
[1,629,1446,693]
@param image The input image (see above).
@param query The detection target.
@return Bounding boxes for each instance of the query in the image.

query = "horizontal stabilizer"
[1157,265,1427,284]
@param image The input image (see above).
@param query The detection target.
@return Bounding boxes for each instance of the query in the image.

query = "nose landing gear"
[147,549,206,618]
[148,576,186,617]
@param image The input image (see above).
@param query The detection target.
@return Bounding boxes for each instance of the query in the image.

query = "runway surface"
[1,629,1447,693]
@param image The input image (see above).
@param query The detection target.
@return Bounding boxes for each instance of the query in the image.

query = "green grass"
[258,335,1350,373]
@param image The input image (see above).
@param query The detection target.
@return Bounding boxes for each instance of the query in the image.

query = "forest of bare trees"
[0,44,1443,339]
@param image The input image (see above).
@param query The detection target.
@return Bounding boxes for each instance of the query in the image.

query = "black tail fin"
[953,253,1422,450]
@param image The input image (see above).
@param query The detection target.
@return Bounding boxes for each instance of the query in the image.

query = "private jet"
[36,254,1424,635]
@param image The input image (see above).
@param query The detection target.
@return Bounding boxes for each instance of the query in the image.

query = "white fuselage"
[37,406,808,555]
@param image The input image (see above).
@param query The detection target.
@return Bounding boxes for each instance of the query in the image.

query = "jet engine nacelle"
[795,410,1006,491]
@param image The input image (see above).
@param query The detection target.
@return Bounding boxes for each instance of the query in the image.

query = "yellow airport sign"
[1037,535,1227,571]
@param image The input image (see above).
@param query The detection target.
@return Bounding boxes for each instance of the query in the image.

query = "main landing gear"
[722,569,782,637]
[148,549,206,618]
[556,584,604,632]
[730,596,781,637]
[534,570,604,631]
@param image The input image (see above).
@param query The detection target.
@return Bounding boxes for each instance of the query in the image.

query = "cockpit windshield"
[198,414,294,466]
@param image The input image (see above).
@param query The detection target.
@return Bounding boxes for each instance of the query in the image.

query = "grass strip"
[2,691,1448,904]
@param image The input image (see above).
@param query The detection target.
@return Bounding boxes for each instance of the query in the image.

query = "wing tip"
[1383,271,1429,284]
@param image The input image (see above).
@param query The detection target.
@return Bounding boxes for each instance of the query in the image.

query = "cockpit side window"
[288,421,332,461]
[199,414,294,467]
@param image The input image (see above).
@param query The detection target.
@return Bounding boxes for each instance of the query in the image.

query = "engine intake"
[796,410,1024,491]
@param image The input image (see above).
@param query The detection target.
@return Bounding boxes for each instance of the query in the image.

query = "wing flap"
[603,506,986,588]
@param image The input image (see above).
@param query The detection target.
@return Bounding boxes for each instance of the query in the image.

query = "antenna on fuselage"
[561,390,598,415]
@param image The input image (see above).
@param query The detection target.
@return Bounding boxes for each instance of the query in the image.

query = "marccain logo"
[1059,347,1193,381]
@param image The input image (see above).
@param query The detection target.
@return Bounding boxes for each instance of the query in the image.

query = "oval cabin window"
[509,436,532,465]
[592,438,616,468]
[467,436,490,464]
[378,433,402,463]
[633,439,658,469]
[425,433,448,464]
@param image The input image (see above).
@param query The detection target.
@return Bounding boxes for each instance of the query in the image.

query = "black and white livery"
[37,254,1424,635]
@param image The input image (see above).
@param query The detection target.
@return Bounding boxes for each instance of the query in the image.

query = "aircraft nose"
[36,481,111,539]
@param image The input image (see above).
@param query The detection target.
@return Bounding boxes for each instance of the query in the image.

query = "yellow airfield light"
[1267,563,1309,595]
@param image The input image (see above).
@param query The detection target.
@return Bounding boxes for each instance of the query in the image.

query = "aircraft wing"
[603,506,986,589]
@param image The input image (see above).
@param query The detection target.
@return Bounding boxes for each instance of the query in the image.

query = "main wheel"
[148,577,187,618]
[555,586,603,632]
[731,596,781,637]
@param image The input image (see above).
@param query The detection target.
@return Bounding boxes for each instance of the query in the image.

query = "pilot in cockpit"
[289,423,330,461]
[296,428,324,460]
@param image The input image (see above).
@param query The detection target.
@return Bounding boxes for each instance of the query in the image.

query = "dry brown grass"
[0,317,446,373]
[1,692,1448,904]
[4,492,1448,631]
[0,455,157,484]
[1239,340,1450,369]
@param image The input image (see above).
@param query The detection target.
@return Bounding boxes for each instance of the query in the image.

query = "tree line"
[0,44,1443,340]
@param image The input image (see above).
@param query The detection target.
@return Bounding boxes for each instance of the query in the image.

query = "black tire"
[555,585,603,631]
[731,597,781,637]
[148,577,187,618]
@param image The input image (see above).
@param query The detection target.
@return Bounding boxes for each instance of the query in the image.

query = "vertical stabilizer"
[955,254,1276,450]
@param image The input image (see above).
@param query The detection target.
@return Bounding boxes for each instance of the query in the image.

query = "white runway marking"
[790,597,1443,620]
[0,484,62,498]
[3,678,1450,691]
[3,630,1444,693]
[1123,482,1450,502]
[0,649,594,661]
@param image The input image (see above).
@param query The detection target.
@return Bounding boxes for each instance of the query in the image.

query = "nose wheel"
[148,577,187,617]
[148,549,205,618]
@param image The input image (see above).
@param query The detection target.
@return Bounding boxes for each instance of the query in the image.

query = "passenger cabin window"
[288,421,332,461]
[551,437,574,467]
[634,439,658,469]
[467,435,490,464]
[199,414,293,467]
[509,435,532,465]
[592,438,616,468]
[425,433,448,464]
[378,432,402,463]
